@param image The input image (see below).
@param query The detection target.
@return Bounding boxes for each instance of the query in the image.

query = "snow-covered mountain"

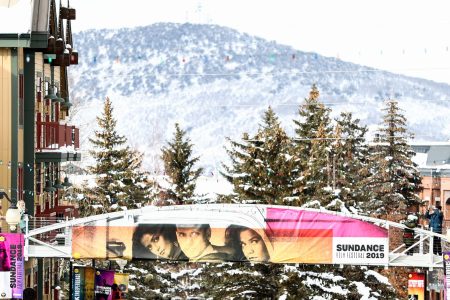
[70,23,450,172]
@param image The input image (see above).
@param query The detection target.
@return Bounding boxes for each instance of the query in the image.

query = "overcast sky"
[72,0,450,84]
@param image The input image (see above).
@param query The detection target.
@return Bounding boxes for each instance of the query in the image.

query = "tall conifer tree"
[198,97,399,300]
[87,97,150,212]
[121,149,155,207]
[332,112,370,208]
[222,107,294,204]
[161,123,203,204]
[292,85,334,206]
[364,99,421,215]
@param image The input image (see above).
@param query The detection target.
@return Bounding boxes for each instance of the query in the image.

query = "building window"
[444,191,450,204]
[36,166,42,196]
[44,267,49,294]
[36,76,42,113]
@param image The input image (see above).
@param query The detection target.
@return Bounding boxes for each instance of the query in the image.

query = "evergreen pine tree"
[199,263,396,299]
[292,85,335,206]
[331,112,370,209]
[364,99,421,215]
[85,97,150,213]
[201,263,282,298]
[199,100,398,300]
[121,149,156,208]
[161,123,203,204]
[222,107,295,204]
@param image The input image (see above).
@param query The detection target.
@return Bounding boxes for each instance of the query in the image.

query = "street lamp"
[0,192,21,232]
[60,169,73,188]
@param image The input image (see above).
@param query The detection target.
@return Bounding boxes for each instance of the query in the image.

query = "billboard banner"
[0,233,24,299]
[72,205,388,265]
[408,272,425,300]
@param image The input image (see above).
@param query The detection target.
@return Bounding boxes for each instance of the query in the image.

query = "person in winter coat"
[425,205,443,255]
[402,215,418,255]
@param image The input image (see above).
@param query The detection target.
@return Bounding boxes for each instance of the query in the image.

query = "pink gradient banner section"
[0,233,24,299]
[266,208,387,238]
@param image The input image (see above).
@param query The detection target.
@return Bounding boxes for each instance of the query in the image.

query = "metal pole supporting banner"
[69,261,73,300]
[37,258,43,300]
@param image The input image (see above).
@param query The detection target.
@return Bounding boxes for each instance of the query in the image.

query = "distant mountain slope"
[70,23,450,171]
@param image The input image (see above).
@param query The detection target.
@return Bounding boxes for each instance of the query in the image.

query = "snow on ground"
[195,175,233,198]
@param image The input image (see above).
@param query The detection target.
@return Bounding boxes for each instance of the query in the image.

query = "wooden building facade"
[0,0,80,298]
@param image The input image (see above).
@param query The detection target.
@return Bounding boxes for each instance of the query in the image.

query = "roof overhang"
[0,32,48,48]
[0,0,50,48]
[35,152,81,163]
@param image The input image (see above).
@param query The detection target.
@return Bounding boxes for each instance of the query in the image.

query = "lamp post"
[0,191,21,232]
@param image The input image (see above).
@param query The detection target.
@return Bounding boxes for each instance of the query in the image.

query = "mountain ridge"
[69,22,450,171]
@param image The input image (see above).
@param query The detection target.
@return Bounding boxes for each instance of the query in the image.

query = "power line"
[69,98,450,114]
[77,66,450,79]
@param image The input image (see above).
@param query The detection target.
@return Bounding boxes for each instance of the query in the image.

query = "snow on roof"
[0,0,33,34]
[410,141,450,146]
[39,145,78,153]
[411,143,450,169]
[412,152,428,167]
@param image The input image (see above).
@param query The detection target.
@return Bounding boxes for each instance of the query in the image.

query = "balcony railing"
[36,121,80,150]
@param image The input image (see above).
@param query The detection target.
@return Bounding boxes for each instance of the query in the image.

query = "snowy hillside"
[70,23,450,172]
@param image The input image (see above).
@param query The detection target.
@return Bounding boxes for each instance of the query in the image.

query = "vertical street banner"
[95,269,115,300]
[72,205,388,265]
[85,268,95,299]
[427,269,444,292]
[443,252,450,300]
[0,233,24,299]
[71,266,95,300]
[408,272,425,300]
[113,273,129,299]
[72,267,84,300]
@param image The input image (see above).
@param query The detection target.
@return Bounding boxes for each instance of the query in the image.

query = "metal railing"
[18,205,450,268]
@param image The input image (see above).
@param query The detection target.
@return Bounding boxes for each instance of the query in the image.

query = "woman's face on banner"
[239,229,269,262]
[140,232,173,259]
[176,227,209,258]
